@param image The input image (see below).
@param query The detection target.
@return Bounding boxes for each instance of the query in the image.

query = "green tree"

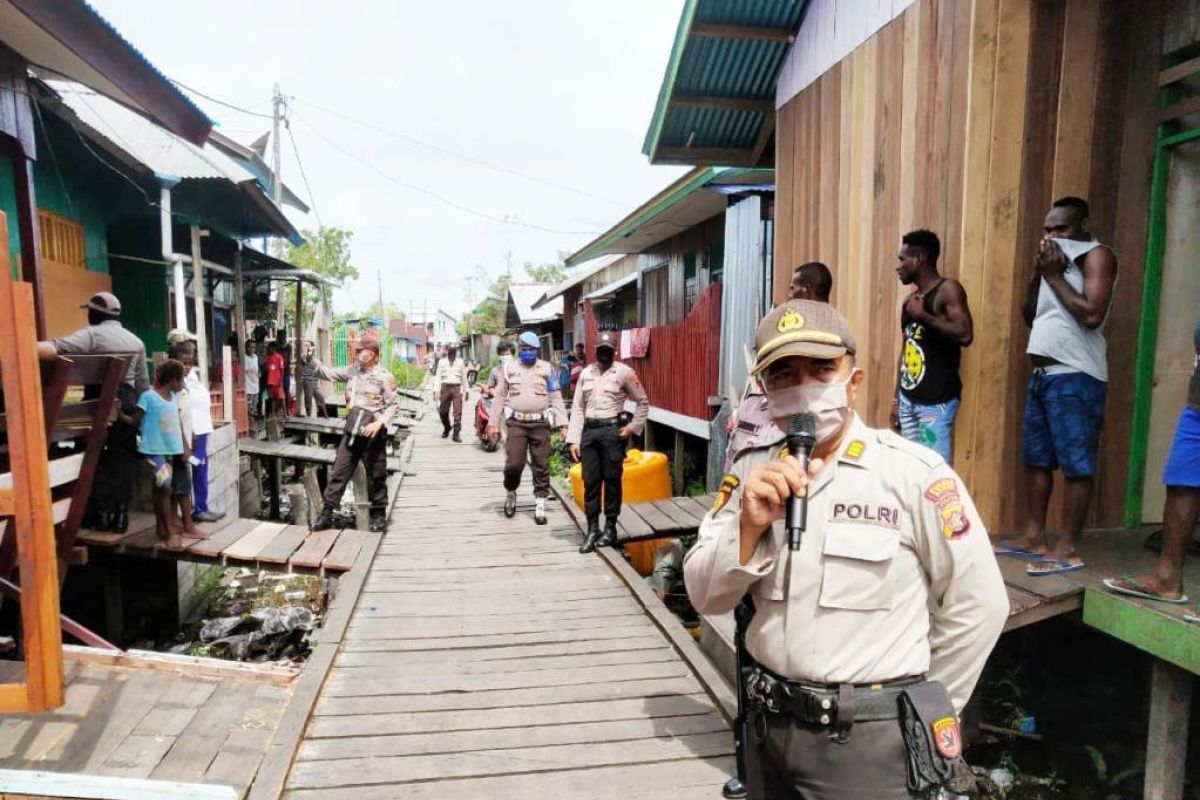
[272,226,359,325]
[524,260,568,283]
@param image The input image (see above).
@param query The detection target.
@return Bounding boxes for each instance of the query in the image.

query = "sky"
[89,0,689,322]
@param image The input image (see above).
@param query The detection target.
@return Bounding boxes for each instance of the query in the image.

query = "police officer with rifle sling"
[684,300,1007,800]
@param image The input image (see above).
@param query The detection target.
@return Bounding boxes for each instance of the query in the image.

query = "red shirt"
[264,353,284,388]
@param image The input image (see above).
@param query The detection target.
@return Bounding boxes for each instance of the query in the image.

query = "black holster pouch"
[898,681,974,797]
[343,407,376,439]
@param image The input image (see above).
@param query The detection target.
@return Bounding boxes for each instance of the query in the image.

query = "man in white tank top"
[998,197,1117,576]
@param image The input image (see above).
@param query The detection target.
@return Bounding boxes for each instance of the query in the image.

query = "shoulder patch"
[712,474,740,514]
[924,477,971,539]
[932,716,962,758]
[844,440,866,460]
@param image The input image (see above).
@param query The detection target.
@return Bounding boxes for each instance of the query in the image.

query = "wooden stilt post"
[672,430,686,496]
[1144,659,1192,800]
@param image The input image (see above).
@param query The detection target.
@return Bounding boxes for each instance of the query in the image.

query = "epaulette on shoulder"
[876,429,944,471]
[730,437,783,467]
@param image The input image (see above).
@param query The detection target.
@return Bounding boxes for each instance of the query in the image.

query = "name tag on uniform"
[828,500,901,529]
[736,419,760,434]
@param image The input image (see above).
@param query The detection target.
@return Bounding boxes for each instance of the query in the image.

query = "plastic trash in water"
[1014,715,1036,734]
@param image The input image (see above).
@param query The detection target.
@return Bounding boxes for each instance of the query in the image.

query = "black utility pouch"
[898,681,971,797]
[343,407,376,437]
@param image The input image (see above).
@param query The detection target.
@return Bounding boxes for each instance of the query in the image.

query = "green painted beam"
[1125,139,1172,528]
[1082,588,1200,674]
[643,0,700,160]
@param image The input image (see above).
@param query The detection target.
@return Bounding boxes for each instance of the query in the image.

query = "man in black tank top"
[891,230,974,464]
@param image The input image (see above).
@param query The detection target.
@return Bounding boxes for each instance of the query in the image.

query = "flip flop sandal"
[1026,558,1085,576]
[1102,576,1189,604]
[1183,611,1200,625]
[993,539,1046,560]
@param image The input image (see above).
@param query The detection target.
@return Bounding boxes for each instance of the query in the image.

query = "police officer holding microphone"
[685,300,1007,799]
[568,332,649,554]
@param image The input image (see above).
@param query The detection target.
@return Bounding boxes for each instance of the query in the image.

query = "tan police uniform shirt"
[725,381,779,472]
[684,413,1008,712]
[435,357,469,393]
[489,359,567,433]
[51,319,149,394]
[565,362,650,445]
[311,362,401,424]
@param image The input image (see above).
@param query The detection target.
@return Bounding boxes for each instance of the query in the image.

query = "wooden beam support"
[691,22,794,43]
[749,110,777,165]
[1157,94,1200,124]
[1158,54,1200,87]
[655,146,756,165]
[1144,660,1192,800]
[672,95,775,114]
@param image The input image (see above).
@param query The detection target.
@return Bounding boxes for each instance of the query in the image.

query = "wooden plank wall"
[773,0,1161,532]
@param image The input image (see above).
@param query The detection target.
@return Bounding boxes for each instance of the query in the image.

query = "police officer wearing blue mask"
[487,332,567,523]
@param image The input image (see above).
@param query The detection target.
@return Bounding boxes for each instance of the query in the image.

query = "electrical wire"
[284,119,322,228]
[290,96,633,208]
[168,78,274,119]
[293,113,600,236]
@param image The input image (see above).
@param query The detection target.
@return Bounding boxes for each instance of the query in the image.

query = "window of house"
[642,264,669,326]
[38,209,85,268]
[684,252,698,313]
[708,241,725,285]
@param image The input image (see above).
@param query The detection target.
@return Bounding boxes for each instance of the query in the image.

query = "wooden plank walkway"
[280,414,734,798]
[617,495,717,543]
[77,514,378,576]
[238,439,405,473]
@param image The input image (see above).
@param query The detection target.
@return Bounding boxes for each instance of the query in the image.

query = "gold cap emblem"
[777,309,805,333]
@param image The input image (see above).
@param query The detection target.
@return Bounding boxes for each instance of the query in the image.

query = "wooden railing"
[585,282,722,421]
[37,209,85,269]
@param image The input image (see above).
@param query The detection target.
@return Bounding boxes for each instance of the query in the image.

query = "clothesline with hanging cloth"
[620,328,651,359]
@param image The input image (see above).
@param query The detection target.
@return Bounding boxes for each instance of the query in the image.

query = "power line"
[290,96,632,209]
[169,78,274,119]
[284,119,322,228]
[292,113,600,236]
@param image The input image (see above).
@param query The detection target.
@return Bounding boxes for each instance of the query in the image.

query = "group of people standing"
[243,336,327,421]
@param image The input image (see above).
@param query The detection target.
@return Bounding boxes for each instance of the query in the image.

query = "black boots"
[311,508,335,531]
[442,422,451,438]
[504,491,517,518]
[722,776,747,798]
[111,502,129,534]
[580,519,602,553]
[597,519,618,548]
[369,512,387,533]
[452,424,462,443]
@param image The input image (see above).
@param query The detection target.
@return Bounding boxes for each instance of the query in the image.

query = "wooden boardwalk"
[281,415,735,798]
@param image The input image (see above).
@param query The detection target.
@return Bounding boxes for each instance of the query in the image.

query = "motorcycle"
[475,392,500,452]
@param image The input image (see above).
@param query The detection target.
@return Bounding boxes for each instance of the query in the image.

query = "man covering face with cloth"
[684,300,1007,800]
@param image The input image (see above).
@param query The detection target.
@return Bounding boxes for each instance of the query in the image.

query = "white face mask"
[500,354,513,365]
[766,373,856,444]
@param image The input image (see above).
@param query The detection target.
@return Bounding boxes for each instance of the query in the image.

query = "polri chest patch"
[828,500,901,529]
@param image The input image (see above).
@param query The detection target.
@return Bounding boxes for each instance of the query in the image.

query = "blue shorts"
[898,394,959,463]
[1164,407,1200,488]
[1021,370,1107,478]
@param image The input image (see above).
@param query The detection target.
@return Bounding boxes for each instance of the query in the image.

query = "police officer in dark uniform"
[567,332,650,553]
[38,292,148,532]
[308,338,400,533]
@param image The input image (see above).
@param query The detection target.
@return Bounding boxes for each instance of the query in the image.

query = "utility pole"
[377,269,388,364]
[271,84,286,352]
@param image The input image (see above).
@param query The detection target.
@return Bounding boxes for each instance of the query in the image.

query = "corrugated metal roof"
[643,0,809,165]
[508,283,564,325]
[582,272,637,302]
[532,255,624,309]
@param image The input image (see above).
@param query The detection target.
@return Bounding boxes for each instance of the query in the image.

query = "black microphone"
[785,413,817,551]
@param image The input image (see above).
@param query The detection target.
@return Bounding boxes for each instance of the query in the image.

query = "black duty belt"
[746,667,924,725]
[585,417,619,428]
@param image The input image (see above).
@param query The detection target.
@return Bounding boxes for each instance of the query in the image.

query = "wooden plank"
[332,635,665,668]
[665,497,706,528]
[0,768,238,800]
[321,530,367,572]
[305,692,712,739]
[298,713,727,762]
[254,525,310,565]
[1082,588,1200,674]
[997,556,1081,601]
[1143,660,1192,800]
[203,682,289,795]
[626,501,678,534]
[57,669,173,773]
[286,732,733,789]
[337,623,663,654]
[283,757,736,800]
[287,529,340,570]
[77,512,157,547]
[220,521,289,562]
[61,645,298,687]
[1157,53,1200,86]
[151,680,259,783]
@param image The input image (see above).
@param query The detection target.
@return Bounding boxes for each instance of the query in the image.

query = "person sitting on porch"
[1104,319,1200,610]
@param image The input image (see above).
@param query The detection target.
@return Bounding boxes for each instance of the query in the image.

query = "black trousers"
[439,385,463,428]
[92,418,138,512]
[745,710,917,800]
[581,423,624,522]
[504,421,551,498]
[322,431,389,513]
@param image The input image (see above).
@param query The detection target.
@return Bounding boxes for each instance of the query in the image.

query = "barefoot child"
[128,359,188,549]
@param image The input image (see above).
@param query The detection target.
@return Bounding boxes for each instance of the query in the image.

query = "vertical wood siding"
[773,0,1160,532]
